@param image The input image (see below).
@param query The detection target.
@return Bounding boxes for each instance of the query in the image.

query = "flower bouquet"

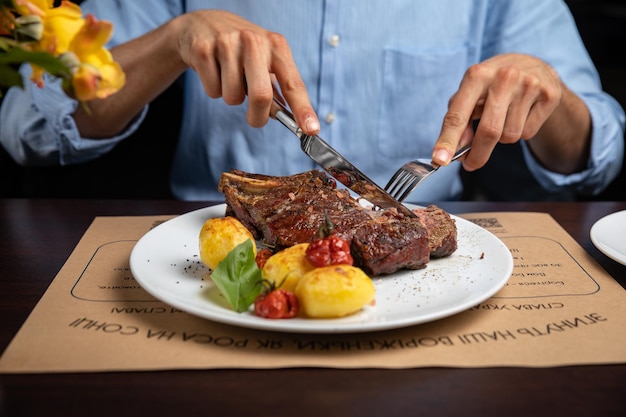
[0,0,125,101]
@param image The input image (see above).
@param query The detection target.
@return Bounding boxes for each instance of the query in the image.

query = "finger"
[449,92,485,120]
[191,46,222,98]
[458,121,476,150]
[216,31,246,105]
[466,65,541,171]
[268,32,320,135]
[461,120,493,171]
[499,70,549,143]
[241,31,273,127]
[500,98,533,144]
[270,76,286,106]
[433,68,486,165]
[473,66,524,147]
[435,121,475,169]
[522,97,559,140]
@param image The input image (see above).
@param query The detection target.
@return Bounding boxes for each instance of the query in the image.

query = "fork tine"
[396,176,424,202]
[385,145,472,203]
[384,169,405,194]
[385,169,412,198]
[391,173,415,200]
[385,166,430,202]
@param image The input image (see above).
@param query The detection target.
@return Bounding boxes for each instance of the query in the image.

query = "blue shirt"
[1,0,624,201]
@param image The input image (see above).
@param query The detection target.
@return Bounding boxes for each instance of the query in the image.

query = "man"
[1,1,623,201]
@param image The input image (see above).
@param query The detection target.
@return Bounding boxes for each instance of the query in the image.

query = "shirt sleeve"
[0,66,148,166]
[521,92,625,196]
[80,0,183,47]
[0,0,180,167]
[484,0,625,196]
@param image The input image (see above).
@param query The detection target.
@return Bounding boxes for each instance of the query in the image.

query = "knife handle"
[270,96,304,139]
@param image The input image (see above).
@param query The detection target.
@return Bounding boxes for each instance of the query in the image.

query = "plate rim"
[590,210,626,266]
[130,204,514,333]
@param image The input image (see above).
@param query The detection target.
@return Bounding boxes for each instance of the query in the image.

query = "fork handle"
[451,144,472,161]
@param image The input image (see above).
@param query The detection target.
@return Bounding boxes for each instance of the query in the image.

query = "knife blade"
[270,97,416,218]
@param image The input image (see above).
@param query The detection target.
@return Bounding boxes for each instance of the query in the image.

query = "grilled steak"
[350,216,431,275]
[413,205,458,257]
[218,169,456,276]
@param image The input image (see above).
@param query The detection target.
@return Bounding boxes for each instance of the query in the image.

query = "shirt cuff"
[521,95,625,196]
[57,106,149,166]
[29,73,148,166]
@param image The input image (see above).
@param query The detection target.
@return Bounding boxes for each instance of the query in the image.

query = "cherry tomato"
[255,248,274,269]
[254,289,299,319]
[305,235,353,267]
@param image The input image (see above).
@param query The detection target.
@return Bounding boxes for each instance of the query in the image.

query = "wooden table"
[1,199,624,417]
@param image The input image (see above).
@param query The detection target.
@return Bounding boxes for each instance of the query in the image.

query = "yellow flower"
[25,0,79,86]
[1,0,124,100]
[38,1,82,54]
[69,62,100,102]
[63,14,125,100]
[23,1,125,99]
[12,0,51,18]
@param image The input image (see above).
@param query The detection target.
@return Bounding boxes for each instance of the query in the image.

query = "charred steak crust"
[351,216,430,276]
[412,205,457,258]
[220,169,372,247]
[218,170,456,276]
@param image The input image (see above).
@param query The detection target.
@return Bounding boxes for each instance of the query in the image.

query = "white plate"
[590,210,626,266]
[130,205,513,333]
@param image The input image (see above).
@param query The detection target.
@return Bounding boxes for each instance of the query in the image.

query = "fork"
[384,144,472,202]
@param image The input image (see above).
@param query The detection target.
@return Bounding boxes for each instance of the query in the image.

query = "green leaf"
[0,38,11,51]
[0,63,24,89]
[210,239,263,313]
[0,45,71,78]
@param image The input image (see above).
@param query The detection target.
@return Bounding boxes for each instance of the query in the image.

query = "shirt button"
[328,34,340,47]
[324,112,336,124]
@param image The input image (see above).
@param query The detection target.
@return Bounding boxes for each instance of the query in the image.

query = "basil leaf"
[210,239,263,313]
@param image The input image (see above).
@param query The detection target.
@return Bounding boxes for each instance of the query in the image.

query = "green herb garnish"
[210,239,263,312]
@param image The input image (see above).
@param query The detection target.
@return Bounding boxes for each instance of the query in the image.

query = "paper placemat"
[1,211,625,373]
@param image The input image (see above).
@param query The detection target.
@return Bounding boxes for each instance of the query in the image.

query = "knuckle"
[496,65,521,83]
[521,74,540,92]
[223,92,245,105]
[464,63,489,82]
[462,153,486,171]
[267,31,289,49]
[246,112,268,128]
[203,84,221,99]
[442,111,468,129]
[500,127,522,143]
[477,121,502,141]
[239,29,264,49]
[188,36,213,63]
[542,85,562,105]
[215,31,236,53]
[280,78,307,96]
[247,86,273,107]
[521,124,540,140]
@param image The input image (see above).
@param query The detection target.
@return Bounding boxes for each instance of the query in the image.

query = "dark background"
[1,0,624,201]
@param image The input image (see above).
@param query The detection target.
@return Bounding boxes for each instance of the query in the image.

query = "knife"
[270,97,417,218]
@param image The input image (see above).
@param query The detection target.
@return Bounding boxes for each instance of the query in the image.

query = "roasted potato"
[295,265,375,318]
[262,243,314,292]
[199,216,256,270]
